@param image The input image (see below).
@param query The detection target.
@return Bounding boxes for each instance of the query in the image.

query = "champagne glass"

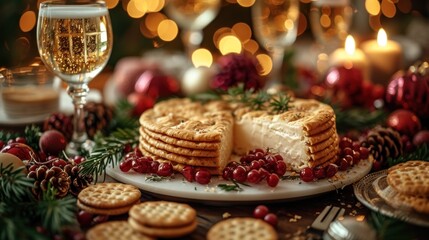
[252,0,299,88]
[37,1,113,155]
[310,0,353,72]
[165,0,220,58]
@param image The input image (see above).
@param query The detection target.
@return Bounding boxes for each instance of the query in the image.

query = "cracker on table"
[207,217,278,240]
[129,201,196,228]
[86,221,154,240]
[78,183,141,209]
[128,217,197,238]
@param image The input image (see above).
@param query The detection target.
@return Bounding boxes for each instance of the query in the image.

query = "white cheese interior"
[233,117,310,170]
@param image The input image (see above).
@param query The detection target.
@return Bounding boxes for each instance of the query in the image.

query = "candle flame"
[345,35,355,55]
[377,28,387,47]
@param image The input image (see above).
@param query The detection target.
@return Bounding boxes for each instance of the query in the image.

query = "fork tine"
[311,206,345,231]
[338,208,345,219]
[323,206,340,224]
[311,205,331,227]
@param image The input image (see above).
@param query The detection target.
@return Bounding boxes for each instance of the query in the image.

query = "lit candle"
[361,28,403,85]
[329,35,369,78]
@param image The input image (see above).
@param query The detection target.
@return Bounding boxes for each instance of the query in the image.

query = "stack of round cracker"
[77,183,141,216]
[128,201,198,238]
[86,221,154,240]
[139,98,234,175]
[380,160,429,214]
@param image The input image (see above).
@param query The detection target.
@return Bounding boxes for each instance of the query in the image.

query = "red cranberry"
[232,166,247,182]
[275,161,287,176]
[73,155,85,165]
[157,162,173,177]
[339,137,353,149]
[264,213,278,226]
[325,164,338,178]
[181,165,195,182]
[338,158,349,171]
[150,160,160,174]
[247,169,262,184]
[119,159,133,172]
[253,205,269,219]
[195,169,211,184]
[266,173,280,187]
[77,210,93,227]
[52,159,67,168]
[314,167,326,179]
[300,167,314,182]
[359,146,369,160]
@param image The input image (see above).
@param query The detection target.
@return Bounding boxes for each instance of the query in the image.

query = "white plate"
[0,89,102,125]
[107,159,372,203]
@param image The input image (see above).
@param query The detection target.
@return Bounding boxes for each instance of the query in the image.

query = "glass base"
[66,139,95,156]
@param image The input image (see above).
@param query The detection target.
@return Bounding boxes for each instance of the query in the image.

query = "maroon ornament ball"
[39,130,67,156]
[134,70,180,99]
[385,62,429,119]
[413,130,429,147]
[0,143,38,161]
[386,109,422,137]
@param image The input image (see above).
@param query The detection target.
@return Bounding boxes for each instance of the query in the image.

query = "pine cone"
[84,102,113,139]
[43,113,73,141]
[64,164,93,196]
[361,126,403,167]
[27,165,71,199]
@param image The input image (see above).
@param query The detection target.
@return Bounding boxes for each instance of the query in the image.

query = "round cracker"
[77,199,139,216]
[128,217,197,238]
[387,160,429,197]
[129,201,196,228]
[78,183,141,209]
[207,217,278,240]
[86,221,154,240]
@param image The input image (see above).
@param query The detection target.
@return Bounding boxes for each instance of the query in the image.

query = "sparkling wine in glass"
[165,0,220,58]
[37,1,113,154]
[310,0,353,53]
[252,0,299,88]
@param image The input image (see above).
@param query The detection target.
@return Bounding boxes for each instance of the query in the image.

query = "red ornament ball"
[0,143,38,161]
[385,62,429,119]
[413,130,429,147]
[39,130,68,156]
[386,109,421,137]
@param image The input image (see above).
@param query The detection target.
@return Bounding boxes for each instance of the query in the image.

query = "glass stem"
[66,84,89,155]
[182,29,203,59]
[268,47,285,89]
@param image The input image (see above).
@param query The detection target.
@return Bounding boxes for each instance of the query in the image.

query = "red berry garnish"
[181,165,195,182]
[157,162,173,176]
[352,150,360,164]
[73,155,85,165]
[132,159,150,173]
[339,137,353,149]
[338,158,349,171]
[267,173,280,187]
[195,169,211,184]
[52,159,67,168]
[325,163,338,178]
[341,147,353,157]
[150,160,160,174]
[119,159,133,172]
[122,144,132,154]
[222,166,234,180]
[253,205,269,219]
[77,210,93,227]
[249,160,261,170]
[92,215,109,225]
[15,137,27,144]
[247,169,262,184]
[275,161,287,176]
[314,167,326,179]
[359,146,369,160]
[232,166,247,182]
[344,155,354,165]
[264,213,278,227]
[300,167,314,182]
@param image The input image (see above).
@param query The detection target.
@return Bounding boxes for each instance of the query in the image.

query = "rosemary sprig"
[387,144,429,167]
[79,128,139,182]
[217,179,249,192]
[270,93,292,114]
[145,174,172,182]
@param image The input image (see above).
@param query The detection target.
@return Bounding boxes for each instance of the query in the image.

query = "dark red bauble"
[385,62,429,119]
[0,143,38,161]
[325,66,364,95]
[134,70,180,100]
[127,93,156,117]
[386,109,422,137]
[39,130,68,156]
[413,130,429,147]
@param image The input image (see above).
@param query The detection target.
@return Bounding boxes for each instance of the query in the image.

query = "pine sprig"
[79,128,139,182]
[24,125,42,152]
[109,99,139,130]
[333,105,387,133]
[0,164,34,202]
[217,179,250,192]
[226,85,293,113]
[37,187,77,233]
[387,144,429,167]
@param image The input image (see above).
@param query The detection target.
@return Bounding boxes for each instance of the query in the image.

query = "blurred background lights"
[127,0,147,18]
[192,48,213,68]
[19,11,36,33]
[157,19,178,41]
[219,35,242,55]
[237,0,255,8]
[105,0,120,9]
[256,53,272,76]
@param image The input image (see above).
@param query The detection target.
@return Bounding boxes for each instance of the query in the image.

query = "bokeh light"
[256,53,272,76]
[127,0,147,18]
[381,0,396,18]
[366,0,381,16]
[192,48,213,68]
[158,19,178,41]
[232,22,252,43]
[219,35,242,55]
[105,0,120,9]
[19,11,36,33]
[237,0,255,8]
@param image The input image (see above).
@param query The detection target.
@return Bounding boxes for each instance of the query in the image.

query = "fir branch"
[387,144,429,167]
[333,105,387,133]
[270,93,292,114]
[0,130,19,142]
[79,128,139,182]
[24,125,42,152]
[0,164,34,202]
[109,99,139,130]
[36,187,77,233]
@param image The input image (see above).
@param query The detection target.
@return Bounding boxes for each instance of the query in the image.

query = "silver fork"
[311,205,346,231]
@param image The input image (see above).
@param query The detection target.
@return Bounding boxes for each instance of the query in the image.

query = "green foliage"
[0,164,34,202]
[109,99,139,130]
[333,106,387,133]
[387,144,429,167]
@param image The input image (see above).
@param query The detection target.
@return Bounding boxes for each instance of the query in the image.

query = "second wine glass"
[37,1,113,155]
[165,0,220,58]
[252,0,299,88]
